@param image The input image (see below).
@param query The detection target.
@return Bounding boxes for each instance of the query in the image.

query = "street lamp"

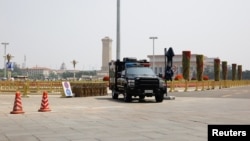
[71,60,78,81]
[149,37,158,73]
[116,0,121,60]
[1,42,9,79]
[6,53,14,80]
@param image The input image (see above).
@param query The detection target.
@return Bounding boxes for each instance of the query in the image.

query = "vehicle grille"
[134,78,159,88]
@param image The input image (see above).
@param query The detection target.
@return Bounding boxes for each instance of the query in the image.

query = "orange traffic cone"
[10,91,25,114]
[38,91,51,112]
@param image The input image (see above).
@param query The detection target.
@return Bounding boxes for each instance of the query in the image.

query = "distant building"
[22,66,51,78]
[60,62,67,71]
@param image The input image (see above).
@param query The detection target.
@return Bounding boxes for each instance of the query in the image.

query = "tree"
[61,71,74,79]
[48,72,58,80]
[29,74,44,80]
[242,70,250,79]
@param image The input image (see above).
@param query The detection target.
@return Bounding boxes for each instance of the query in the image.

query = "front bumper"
[126,87,165,97]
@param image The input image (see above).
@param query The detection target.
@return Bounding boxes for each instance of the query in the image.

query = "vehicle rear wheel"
[124,89,132,102]
[155,93,164,102]
[112,90,118,99]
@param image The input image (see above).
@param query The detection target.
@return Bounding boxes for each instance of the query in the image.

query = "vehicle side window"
[121,70,125,77]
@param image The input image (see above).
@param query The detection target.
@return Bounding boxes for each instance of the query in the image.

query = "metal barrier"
[1,80,249,95]
[0,80,108,97]
[0,80,63,94]
[167,80,250,92]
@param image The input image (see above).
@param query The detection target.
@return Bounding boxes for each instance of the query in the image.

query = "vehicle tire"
[124,89,132,102]
[112,90,118,99]
[155,93,164,102]
[139,95,145,100]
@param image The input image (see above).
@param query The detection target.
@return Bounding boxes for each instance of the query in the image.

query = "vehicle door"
[117,70,125,90]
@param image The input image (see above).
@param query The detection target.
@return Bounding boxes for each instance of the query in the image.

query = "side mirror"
[117,72,122,77]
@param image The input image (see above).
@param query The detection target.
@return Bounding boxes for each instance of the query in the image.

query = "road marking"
[62,106,124,109]
[221,94,232,97]
[91,106,124,109]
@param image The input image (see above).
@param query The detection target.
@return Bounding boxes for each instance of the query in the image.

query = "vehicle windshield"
[126,67,156,77]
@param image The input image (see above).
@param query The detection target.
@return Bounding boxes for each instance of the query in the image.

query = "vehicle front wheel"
[155,93,164,102]
[139,95,145,100]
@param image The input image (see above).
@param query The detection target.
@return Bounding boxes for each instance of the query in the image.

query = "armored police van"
[109,57,166,102]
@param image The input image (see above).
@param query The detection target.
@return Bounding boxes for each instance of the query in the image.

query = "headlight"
[159,79,166,87]
[128,79,135,87]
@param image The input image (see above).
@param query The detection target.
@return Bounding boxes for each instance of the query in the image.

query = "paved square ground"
[1,86,250,141]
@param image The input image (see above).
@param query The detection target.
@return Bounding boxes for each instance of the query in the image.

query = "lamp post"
[6,53,14,80]
[26,67,29,77]
[71,60,78,81]
[2,42,9,79]
[116,0,120,60]
[149,37,158,73]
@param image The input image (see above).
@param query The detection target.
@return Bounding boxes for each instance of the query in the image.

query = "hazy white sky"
[1,0,250,70]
